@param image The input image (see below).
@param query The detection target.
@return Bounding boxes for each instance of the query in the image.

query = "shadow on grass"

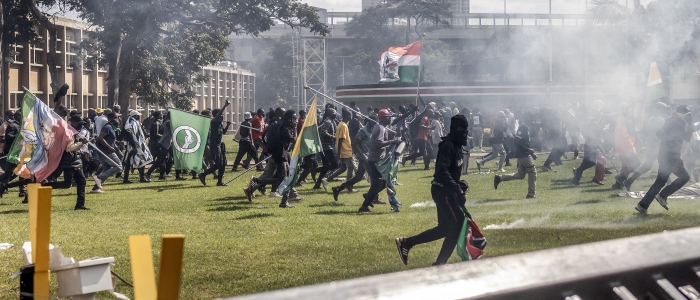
[307,202,348,208]
[570,199,604,205]
[473,198,513,204]
[208,204,255,212]
[314,210,376,215]
[212,196,249,202]
[236,213,274,220]
[400,168,431,173]
[0,209,27,214]
[105,184,204,192]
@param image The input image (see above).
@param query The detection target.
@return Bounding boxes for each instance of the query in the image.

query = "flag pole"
[415,34,426,107]
[231,122,262,131]
[224,156,271,185]
[304,86,396,134]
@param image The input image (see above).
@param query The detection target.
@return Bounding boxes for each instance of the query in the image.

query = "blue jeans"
[96,152,123,185]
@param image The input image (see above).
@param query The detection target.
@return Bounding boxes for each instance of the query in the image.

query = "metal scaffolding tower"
[301,36,326,112]
[291,30,301,105]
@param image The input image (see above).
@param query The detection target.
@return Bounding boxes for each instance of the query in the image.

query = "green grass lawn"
[1,138,699,299]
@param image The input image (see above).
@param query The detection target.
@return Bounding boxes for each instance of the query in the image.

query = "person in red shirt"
[405,109,435,170]
[249,109,266,171]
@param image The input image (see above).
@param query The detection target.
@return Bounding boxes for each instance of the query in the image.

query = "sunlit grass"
[0,139,698,299]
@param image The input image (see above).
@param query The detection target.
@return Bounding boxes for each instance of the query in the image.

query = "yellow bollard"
[28,183,52,299]
[129,235,158,300]
[157,234,185,300]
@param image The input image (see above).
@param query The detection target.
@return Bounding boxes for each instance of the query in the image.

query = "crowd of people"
[0,95,694,265]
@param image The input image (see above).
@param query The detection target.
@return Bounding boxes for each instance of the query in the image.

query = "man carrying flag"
[248,109,304,207]
[273,98,322,207]
[395,115,485,266]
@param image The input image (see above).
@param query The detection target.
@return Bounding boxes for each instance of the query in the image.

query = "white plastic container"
[51,257,115,297]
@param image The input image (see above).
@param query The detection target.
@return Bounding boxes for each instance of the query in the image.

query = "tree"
[66,0,328,113]
[1,0,63,107]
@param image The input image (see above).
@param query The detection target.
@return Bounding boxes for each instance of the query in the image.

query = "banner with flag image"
[456,206,486,261]
[7,90,78,182]
[278,97,322,194]
[379,40,422,83]
[645,62,666,101]
[169,108,211,172]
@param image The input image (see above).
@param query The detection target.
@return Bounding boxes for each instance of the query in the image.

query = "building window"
[9,93,23,110]
[30,48,43,64]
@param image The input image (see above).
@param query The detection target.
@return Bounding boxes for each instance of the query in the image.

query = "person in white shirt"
[431,115,444,159]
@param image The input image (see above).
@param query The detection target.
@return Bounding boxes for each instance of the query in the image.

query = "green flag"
[169,108,211,172]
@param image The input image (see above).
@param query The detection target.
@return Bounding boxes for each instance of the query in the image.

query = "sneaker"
[332,186,341,201]
[18,191,26,197]
[92,175,103,189]
[655,194,669,210]
[243,188,253,202]
[198,174,206,185]
[140,177,151,183]
[479,148,483,152]
[541,165,551,172]
[321,178,329,191]
[571,180,580,187]
[257,184,266,196]
[592,179,604,185]
[635,204,647,214]
[497,168,505,172]
[216,182,229,186]
[90,189,103,194]
[269,192,282,198]
[611,183,623,190]
[288,197,303,203]
[395,237,410,265]
[122,180,134,184]
[476,161,482,172]
[279,202,295,208]
[231,168,239,172]
[164,173,173,177]
[175,177,187,181]
[74,206,90,211]
[526,195,538,199]
[358,205,372,212]
[394,181,403,186]
[494,175,501,189]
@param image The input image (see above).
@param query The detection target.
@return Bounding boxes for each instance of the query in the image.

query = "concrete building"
[361,0,469,13]
[2,16,255,122]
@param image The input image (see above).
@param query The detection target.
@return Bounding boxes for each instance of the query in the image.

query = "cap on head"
[244,112,252,120]
[377,109,392,119]
[96,108,104,114]
[128,110,142,117]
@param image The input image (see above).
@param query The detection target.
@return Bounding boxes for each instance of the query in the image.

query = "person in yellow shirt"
[328,108,355,182]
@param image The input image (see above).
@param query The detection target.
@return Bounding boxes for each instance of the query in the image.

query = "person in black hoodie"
[394,115,471,266]
[313,108,338,190]
[42,115,91,210]
[0,110,26,199]
[635,105,693,214]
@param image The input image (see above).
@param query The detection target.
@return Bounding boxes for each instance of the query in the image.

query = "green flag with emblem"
[169,108,211,172]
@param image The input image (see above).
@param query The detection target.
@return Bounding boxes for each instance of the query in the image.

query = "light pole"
[336,56,352,86]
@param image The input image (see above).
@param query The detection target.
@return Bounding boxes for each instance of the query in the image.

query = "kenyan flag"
[378,40,422,83]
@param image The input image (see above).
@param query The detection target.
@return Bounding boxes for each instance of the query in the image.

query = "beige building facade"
[2,16,255,122]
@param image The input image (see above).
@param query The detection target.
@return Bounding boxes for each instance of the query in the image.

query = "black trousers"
[339,159,369,190]
[234,140,258,170]
[406,185,465,265]
[202,144,226,183]
[123,152,145,181]
[543,147,565,167]
[44,168,86,208]
[406,139,430,168]
[0,160,26,194]
[639,155,690,209]
[314,149,338,187]
[298,154,317,182]
[147,144,166,177]
[627,144,660,186]
[362,161,385,207]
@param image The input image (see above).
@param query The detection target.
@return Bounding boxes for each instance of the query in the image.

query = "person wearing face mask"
[394,115,473,266]
[493,121,537,198]
[90,112,123,193]
[635,105,694,214]
[199,101,232,186]
[42,115,91,210]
